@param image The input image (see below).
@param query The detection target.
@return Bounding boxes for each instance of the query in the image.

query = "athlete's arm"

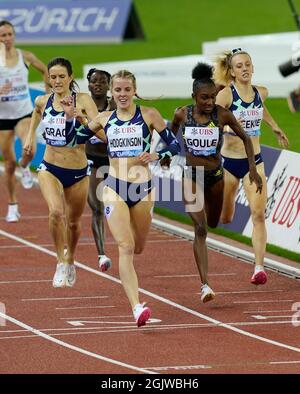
[255,86,289,149]
[170,107,186,135]
[23,95,45,155]
[61,95,107,146]
[139,106,181,164]
[22,50,50,93]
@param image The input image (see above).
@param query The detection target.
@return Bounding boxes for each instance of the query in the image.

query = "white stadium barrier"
[83,31,300,98]
[203,31,300,97]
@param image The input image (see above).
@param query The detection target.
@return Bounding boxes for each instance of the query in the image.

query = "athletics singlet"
[0,49,33,119]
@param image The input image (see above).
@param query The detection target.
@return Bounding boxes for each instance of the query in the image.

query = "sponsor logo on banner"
[0,0,132,43]
[243,149,300,253]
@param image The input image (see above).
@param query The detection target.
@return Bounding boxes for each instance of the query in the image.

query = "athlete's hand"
[274,129,289,149]
[138,152,159,164]
[60,95,75,120]
[23,136,34,156]
[249,169,263,194]
[75,114,89,126]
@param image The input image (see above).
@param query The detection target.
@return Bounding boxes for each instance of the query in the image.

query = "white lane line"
[0,320,297,342]
[1,228,300,355]
[244,309,292,314]
[217,290,283,295]
[60,315,132,320]
[67,318,161,327]
[270,360,300,365]
[146,364,212,371]
[0,213,92,220]
[252,315,295,320]
[0,243,95,249]
[0,280,51,284]
[154,273,236,278]
[234,300,294,304]
[22,296,108,302]
[0,239,184,250]
[0,319,297,336]
[56,306,115,310]
[0,311,155,374]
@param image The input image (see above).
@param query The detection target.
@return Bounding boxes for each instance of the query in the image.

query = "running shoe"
[66,264,76,287]
[200,284,215,303]
[52,262,69,288]
[18,159,33,189]
[133,302,151,327]
[98,255,112,272]
[6,204,21,223]
[251,268,267,285]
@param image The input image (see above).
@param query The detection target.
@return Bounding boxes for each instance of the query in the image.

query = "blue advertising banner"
[0,0,133,43]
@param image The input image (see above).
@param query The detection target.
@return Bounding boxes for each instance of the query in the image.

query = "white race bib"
[42,113,66,146]
[107,124,143,157]
[233,108,263,136]
[185,126,219,156]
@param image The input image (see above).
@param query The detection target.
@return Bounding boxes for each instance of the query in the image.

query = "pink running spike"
[136,307,151,327]
[251,270,267,285]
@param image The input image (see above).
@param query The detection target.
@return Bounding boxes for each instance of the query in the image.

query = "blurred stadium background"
[14,0,300,152]
[1,0,300,259]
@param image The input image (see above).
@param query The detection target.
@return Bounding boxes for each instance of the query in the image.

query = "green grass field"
[15,0,300,261]
[21,0,300,152]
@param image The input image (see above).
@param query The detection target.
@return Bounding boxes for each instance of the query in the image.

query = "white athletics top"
[0,49,33,119]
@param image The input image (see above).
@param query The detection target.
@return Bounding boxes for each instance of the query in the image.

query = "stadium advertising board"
[152,136,300,254]
[0,0,133,43]
[243,149,300,253]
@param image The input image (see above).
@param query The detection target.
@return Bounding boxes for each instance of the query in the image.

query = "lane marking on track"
[1,227,300,356]
[154,273,236,278]
[0,320,298,343]
[56,306,115,310]
[66,318,161,326]
[0,321,291,340]
[146,359,300,371]
[0,280,51,284]
[251,314,295,320]
[60,314,133,320]
[216,289,284,295]
[146,364,212,371]
[0,319,297,336]
[0,239,184,250]
[22,296,108,302]
[244,309,292,314]
[270,360,300,365]
[234,299,294,304]
[0,311,156,374]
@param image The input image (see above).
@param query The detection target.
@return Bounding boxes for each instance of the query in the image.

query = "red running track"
[0,178,299,375]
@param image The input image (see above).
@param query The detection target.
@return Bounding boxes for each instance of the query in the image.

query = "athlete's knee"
[4,159,16,175]
[88,197,103,217]
[194,222,207,238]
[67,220,81,233]
[118,240,135,256]
[49,208,64,224]
[251,209,265,225]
